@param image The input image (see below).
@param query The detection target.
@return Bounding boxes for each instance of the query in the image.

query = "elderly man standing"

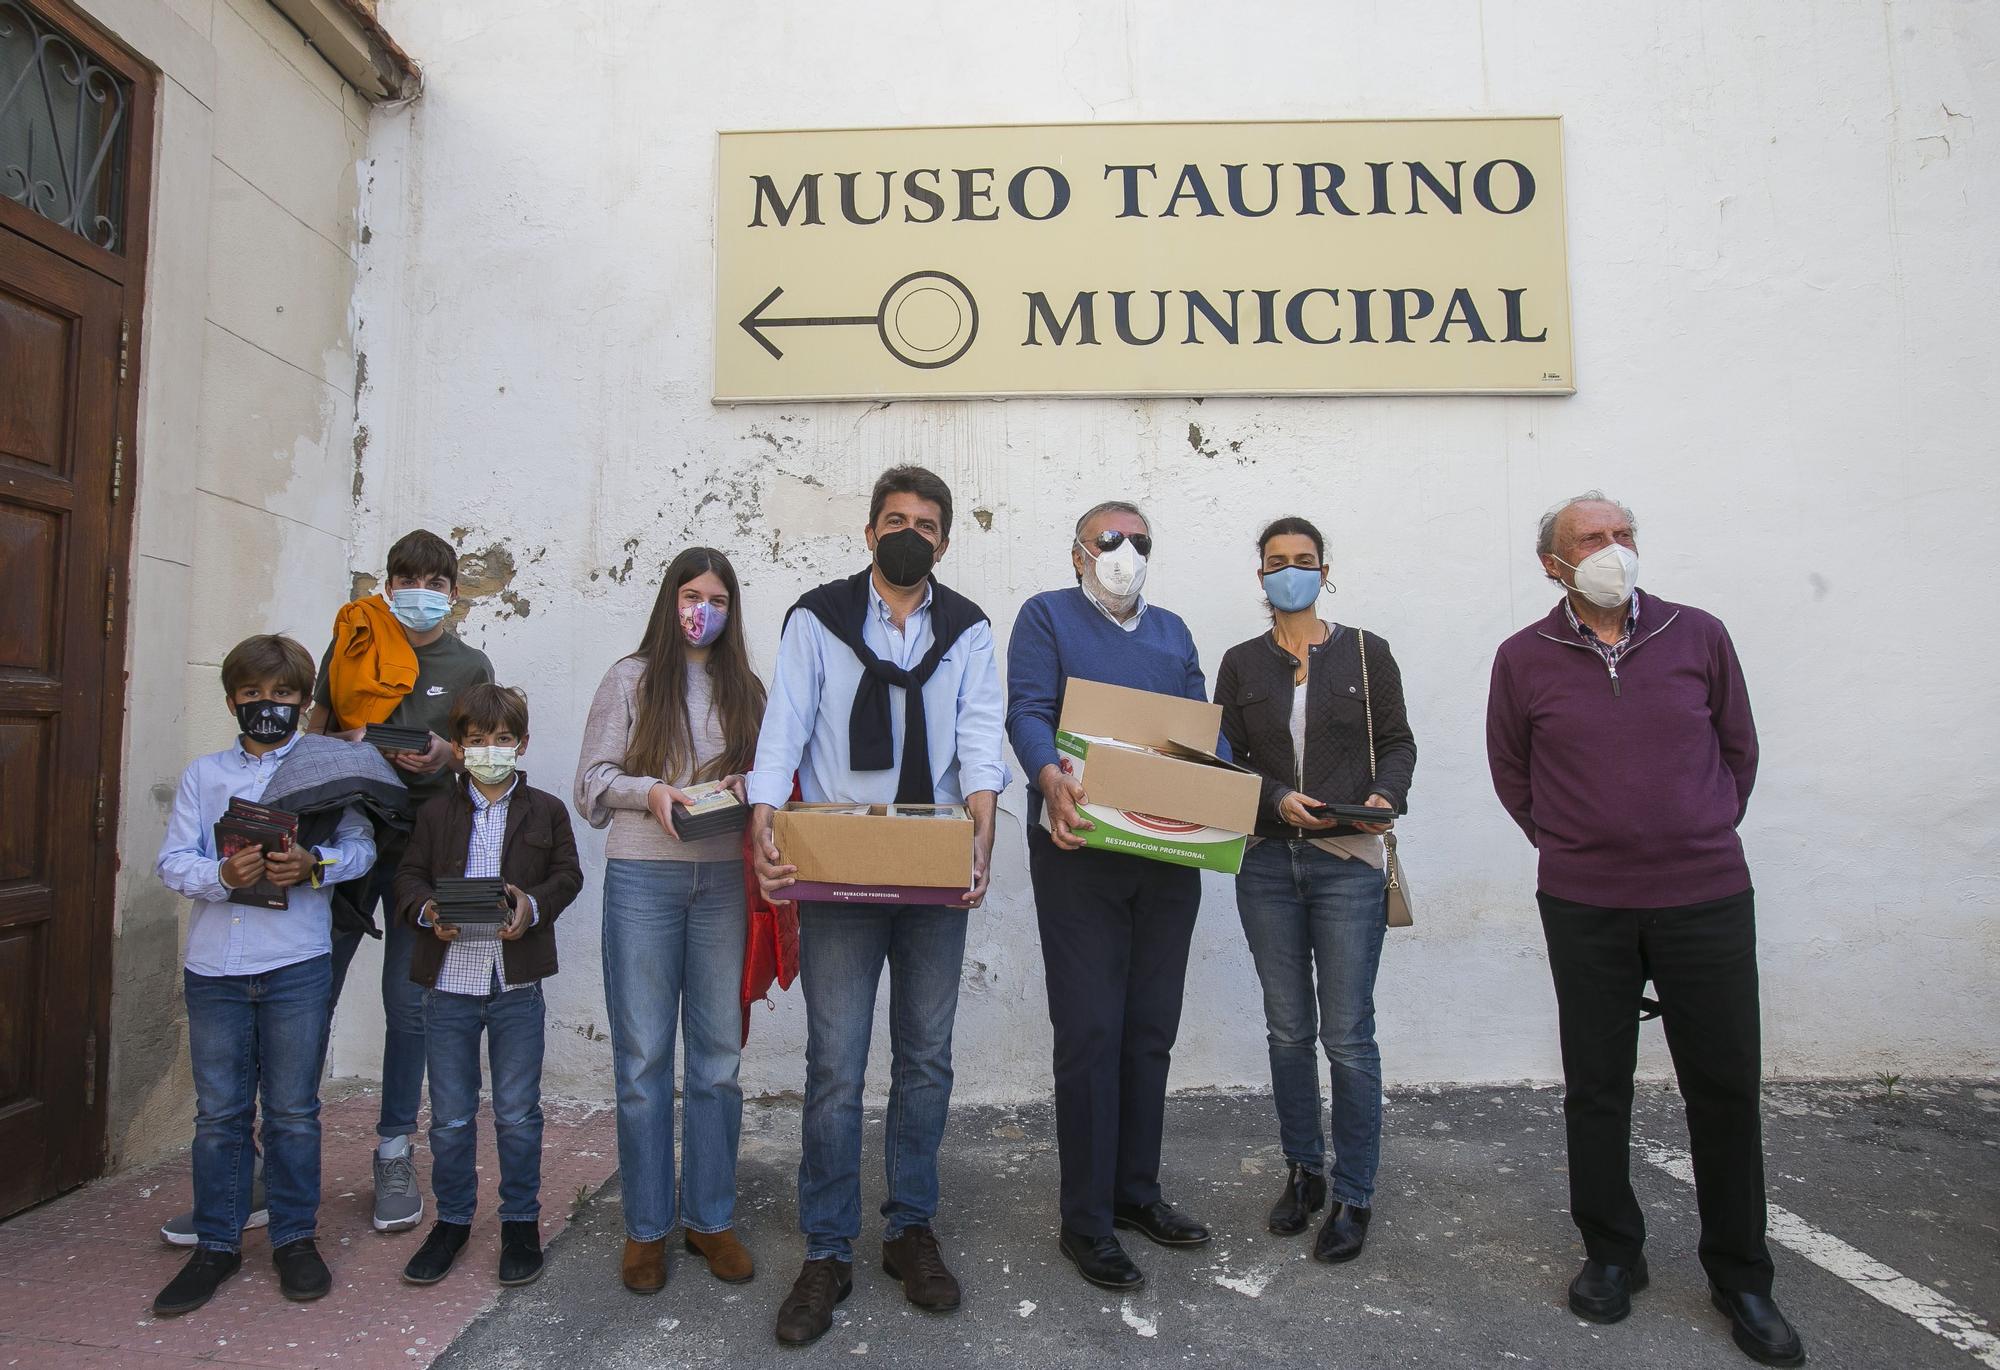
[1486,492,1802,1367]
[1006,500,1214,1292]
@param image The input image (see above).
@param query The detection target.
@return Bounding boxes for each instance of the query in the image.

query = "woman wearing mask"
[1216,518,1416,1266]
[575,548,767,1295]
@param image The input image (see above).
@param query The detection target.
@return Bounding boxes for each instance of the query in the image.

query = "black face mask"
[873,528,937,588]
[236,699,300,743]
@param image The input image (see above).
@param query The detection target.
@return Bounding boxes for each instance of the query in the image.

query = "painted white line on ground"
[1641,1143,2000,1369]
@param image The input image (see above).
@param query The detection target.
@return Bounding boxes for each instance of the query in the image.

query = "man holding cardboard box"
[748,466,1007,1347]
[1005,499,1231,1292]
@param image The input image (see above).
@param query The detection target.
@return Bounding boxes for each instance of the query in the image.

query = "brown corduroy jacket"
[394,772,582,987]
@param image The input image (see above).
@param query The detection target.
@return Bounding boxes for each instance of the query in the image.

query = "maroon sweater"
[1486,595,1758,908]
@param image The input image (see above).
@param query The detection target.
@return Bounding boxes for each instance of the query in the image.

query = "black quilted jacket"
[1216,624,1418,839]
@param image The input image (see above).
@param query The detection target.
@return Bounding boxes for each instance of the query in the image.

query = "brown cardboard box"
[771,802,974,905]
[1042,680,1262,870]
[1058,679,1260,831]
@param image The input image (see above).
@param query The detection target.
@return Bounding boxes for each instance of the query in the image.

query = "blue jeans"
[330,851,427,1139]
[601,858,747,1240]
[185,954,332,1251]
[797,902,967,1262]
[424,982,546,1224]
[1235,840,1388,1208]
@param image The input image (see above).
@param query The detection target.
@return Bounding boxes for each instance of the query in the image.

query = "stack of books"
[433,876,510,937]
[364,723,433,755]
[672,780,751,840]
[214,798,299,910]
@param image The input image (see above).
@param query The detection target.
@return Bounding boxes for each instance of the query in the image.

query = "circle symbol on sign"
[877,271,978,370]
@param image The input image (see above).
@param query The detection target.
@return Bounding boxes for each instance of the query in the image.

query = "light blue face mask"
[1263,565,1325,613]
[390,587,452,631]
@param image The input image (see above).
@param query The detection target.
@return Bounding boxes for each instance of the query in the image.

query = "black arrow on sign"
[739,286,875,361]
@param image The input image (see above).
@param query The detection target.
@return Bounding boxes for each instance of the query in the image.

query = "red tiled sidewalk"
[0,1083,618,1369]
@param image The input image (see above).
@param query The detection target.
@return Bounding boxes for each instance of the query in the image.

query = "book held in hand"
[364,723,433,755]
[214,797,300,910]
[672,780,750,840]
[433,876,510,938]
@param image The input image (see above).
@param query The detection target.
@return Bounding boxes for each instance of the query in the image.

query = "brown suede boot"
[881,1226,961,1311]
[622,1237,667,1294]
[683,1228,755,1284]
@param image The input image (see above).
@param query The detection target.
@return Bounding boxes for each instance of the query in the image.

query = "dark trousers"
[1538,887,1775,1294]
[1029,827,1200,1237]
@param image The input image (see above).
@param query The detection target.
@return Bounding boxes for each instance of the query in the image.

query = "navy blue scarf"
[788,569,987,804]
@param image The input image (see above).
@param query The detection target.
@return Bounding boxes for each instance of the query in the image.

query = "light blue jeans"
[602,858,746,1240]
[796,901,967,1262]
[1235,840,1388,1209]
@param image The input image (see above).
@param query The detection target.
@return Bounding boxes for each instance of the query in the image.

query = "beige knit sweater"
[573,655,742,863]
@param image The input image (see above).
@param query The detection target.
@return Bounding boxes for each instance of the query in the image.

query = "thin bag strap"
[1358,628,1376,781]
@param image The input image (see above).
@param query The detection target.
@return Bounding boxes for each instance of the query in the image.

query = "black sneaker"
[499,1220,543,1286]
[402,1220,472,1285]
[272,1238,331,1302]
[152,1248,241,1317]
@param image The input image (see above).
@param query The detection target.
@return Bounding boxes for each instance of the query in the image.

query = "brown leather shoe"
[621,1237,666,1294]
[881,1226,961,1311]
[684,1227,754,1283]
[774,1257,852,1345]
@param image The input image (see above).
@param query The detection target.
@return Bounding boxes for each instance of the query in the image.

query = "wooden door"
[0,0,152,1216]
[0,225,123,1215]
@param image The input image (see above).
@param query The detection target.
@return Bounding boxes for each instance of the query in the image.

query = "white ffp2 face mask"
[1556,544,1639,609]
[1084,538,1148,600]
[462,745,518,785]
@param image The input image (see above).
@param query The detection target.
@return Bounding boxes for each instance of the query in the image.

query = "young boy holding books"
[307,528,494,1234]
[393,684,582,1287]
[152,635,378,1316]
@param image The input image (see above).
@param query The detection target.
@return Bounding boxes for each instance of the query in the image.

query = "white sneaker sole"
[160,1209,269,1247]
[373,1201,424,1233]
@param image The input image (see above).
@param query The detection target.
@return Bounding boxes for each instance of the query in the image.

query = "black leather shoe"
[1312,1202,1372,1264]
[1268,1163,1327,1236]
[775,1257,853,1345]
[402,1220,470,1285]
[1111,1200,1211,1248]
[499,1220,543,1286]
[272,1238,331,1302]
[1059,1227,1144,1290]
[1567,1256,1649,1323]
[153,1248,241,1317]
[1711,1285,1806,1366]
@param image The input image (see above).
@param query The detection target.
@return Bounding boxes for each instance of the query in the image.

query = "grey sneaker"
[372,1139,424,1232]
[160,1159,268,1247]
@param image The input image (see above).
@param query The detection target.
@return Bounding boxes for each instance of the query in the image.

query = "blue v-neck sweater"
[1004,586,1214,826]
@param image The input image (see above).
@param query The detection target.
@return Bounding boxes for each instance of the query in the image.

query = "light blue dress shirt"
[157,731,376,977]
[748,577,1010,807]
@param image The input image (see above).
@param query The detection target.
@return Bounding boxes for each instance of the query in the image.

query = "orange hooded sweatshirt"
[324,594,419,728]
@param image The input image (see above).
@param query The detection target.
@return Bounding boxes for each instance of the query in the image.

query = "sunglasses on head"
[1083,530,1152,557]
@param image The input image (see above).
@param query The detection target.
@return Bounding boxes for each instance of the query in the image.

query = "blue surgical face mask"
[390,587,452,632]
[1262,565,1325,613]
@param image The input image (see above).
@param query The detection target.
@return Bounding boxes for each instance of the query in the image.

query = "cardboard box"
[771,802,974,905]
[1038,679,1261,873]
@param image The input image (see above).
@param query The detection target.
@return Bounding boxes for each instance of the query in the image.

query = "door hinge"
[110,435,123,504]
[94,772,107,839]
[83,1029,97,1108]
[118,318,129,383]
[103,569,117,637]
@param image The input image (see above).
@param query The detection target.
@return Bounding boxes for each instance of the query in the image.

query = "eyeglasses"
[1082,530,1153,557]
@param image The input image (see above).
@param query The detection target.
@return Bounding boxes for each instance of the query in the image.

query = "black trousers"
[1538,887,1775,1295]
[1029,827,1201,1236]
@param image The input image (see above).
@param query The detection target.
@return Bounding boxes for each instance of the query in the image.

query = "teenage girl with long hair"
[574,547,767,1295]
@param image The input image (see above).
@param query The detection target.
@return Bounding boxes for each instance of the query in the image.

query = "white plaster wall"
[80,0,369,1166]
[337,0,2000,1104]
